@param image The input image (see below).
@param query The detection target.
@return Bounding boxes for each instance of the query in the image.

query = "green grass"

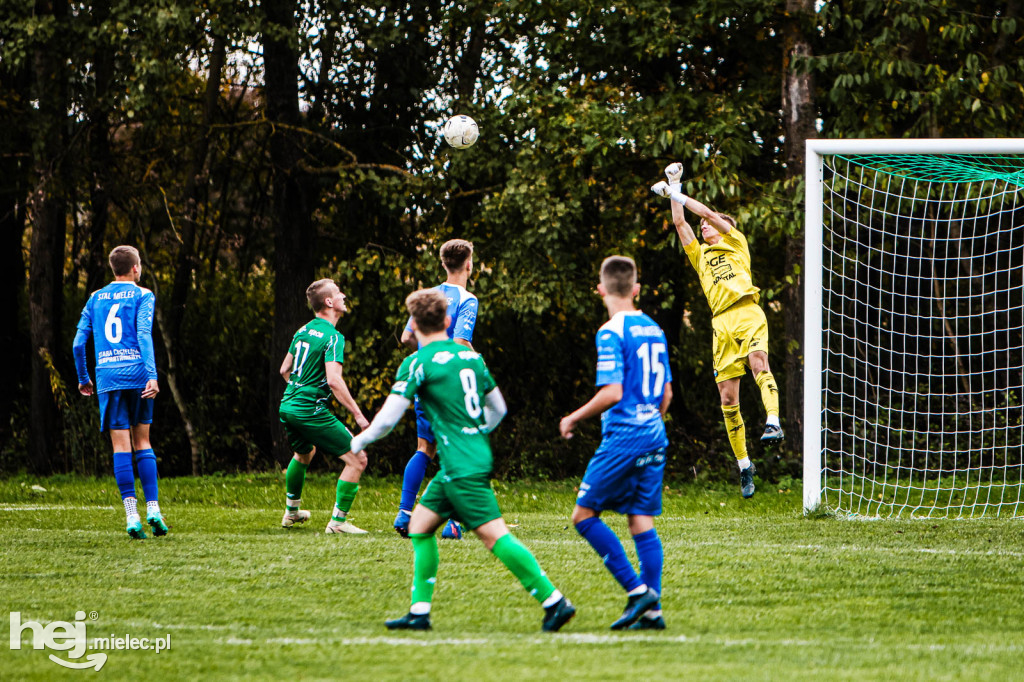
[1,473,1023,681]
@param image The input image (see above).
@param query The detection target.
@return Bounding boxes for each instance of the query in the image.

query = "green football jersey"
[391,339,498,479]
[280,317,345,409]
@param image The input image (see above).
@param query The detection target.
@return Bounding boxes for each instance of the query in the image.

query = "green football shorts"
[419,473,502,531]
[279,404,353,458]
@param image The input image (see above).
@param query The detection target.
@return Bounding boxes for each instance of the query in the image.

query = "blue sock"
[112,452,136,500]
[633,528,664,609]
[135,448,159,503]
[575,517,642,592]
[400,451,430,511]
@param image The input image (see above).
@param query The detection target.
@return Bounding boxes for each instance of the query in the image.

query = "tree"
[780,0,817,451]
[27,0,70,473]
[263,0,318,467]
[0,20,32,458]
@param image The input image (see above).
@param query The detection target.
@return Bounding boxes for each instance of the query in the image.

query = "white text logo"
[9,611,171,672]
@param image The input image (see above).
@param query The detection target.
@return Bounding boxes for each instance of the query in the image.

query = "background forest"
[1,0,1022,479]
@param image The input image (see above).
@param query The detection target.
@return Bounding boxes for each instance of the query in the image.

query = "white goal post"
[804,139,1024,517]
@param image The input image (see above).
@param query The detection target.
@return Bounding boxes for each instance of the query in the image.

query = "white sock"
[410,602,431,615]
[766,415,781,428]
[123,497,138,518]
[286,498,301,512]
[146,501,160,516]
[738,457,752,471]
[628,584,648,597]
[542,590,563,608]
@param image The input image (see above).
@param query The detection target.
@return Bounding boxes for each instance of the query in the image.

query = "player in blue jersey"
[393,239,479,539]
[73,246,166,540]
[560,256,673,630]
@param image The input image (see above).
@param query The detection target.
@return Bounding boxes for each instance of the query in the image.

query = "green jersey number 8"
[459,368,482,418]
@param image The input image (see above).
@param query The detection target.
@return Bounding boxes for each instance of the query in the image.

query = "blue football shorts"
[98,388,154,432]
[576,445,666,516]
[414,397,436,444]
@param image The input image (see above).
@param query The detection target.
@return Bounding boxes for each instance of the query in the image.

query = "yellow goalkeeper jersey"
[684,227,760,316]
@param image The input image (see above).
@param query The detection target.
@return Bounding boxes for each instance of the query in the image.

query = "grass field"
[2,473,1023,681]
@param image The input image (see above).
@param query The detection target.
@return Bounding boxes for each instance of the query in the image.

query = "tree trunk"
[27,0,69,474]
[0,61,31,447]
[781,0,816,453]
[263,0,317,468]
[154,303,204,475]
[85,0,113,295]
[167,34,226,343]
[164,35,226,475]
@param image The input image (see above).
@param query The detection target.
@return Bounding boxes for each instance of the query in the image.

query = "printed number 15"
[636,342,666,398]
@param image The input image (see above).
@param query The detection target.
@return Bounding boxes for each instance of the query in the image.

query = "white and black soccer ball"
[443,115,479,149]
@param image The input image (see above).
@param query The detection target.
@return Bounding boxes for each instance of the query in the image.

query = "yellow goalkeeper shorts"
[711,298,770,382]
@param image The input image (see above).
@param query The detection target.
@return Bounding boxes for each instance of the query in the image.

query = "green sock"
[285,459,308,511]
[410,533,439,605]
[491,533,556,605]
[332,480,359,522]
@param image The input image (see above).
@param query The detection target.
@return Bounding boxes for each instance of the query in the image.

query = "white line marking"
[209,633,1024,651]
[0,506,116,511]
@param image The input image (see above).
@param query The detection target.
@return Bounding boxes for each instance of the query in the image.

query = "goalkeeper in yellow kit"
[652,163,782,498]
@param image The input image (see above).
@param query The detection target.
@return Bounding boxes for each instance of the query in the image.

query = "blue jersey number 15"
[636,342,667,399]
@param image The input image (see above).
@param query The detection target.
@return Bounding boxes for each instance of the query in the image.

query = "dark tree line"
[1,0,1021,479]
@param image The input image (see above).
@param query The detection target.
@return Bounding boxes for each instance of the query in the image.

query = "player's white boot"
[126,515,146,539]
[281,510,311,528]
[325,519,368,534]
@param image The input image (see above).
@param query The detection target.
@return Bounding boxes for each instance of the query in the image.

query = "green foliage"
[813,1,1024,137]
[8,0,1024,477]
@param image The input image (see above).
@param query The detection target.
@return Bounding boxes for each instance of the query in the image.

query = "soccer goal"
[804,139,1024,518]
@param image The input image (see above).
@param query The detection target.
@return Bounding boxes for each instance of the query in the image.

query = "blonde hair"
[717,213,737,228]
[306,278,338,312]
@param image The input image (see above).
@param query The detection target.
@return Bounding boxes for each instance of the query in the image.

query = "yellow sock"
[755,371,780,419]
[721,404,747,461]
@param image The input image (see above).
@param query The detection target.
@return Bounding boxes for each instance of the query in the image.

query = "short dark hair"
[600,256,637,297]
[406,289,448,334]
[306,278,338,312]
[440,239,473,273]
[108,246,140,276]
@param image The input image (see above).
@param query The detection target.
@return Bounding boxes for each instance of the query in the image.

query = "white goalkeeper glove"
[664,162,683,188]
[651,181,688,207]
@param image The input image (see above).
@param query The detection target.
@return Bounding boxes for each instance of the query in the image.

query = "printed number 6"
[104,303,122,344]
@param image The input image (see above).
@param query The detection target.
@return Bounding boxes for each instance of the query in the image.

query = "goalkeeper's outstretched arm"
[653,180,697,246]
[679,194,733,236]
[670,201,697,246]
[652,162,733,236]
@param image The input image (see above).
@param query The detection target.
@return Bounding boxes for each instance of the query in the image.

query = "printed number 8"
[460,368,481,418]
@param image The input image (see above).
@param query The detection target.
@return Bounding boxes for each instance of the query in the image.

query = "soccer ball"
[443,115,479,149]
